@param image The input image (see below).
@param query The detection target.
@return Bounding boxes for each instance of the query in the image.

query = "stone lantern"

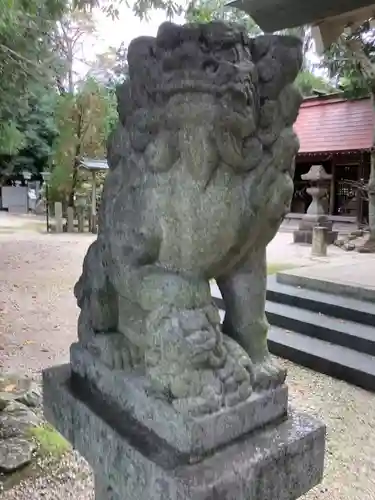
[293,164,337,244]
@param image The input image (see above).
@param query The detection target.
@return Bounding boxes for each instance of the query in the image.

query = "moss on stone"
[28,424,70,458]
[267,263,295,275]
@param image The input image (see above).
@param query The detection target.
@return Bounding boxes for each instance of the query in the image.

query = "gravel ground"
[1,228,375,499]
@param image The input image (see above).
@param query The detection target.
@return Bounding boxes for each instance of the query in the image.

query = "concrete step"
[268,326,375,392]
[267,275,375,327]
[265,301,375,356]
[211,280,375,391]
[277,271,375,303]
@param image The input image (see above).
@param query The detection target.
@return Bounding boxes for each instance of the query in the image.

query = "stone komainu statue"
[74,22,303,416]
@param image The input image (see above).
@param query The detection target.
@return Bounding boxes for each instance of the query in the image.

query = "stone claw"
[252,355,286,391]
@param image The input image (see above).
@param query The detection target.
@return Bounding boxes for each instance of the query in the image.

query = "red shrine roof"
[294,95,374,154]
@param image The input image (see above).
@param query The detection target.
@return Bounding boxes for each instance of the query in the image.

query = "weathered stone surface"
[67,206,75,233]
[95,476,118,500]
[334,230,370,252]
[70,343,288,457]
[17,383,42,409]
[0,374,41,478]
[311,226,327,257]
[334,237,345,247]
[344,242,356,251]
[0,401,40,439]
[73,21,303,415]
[0,374,42,409]
[0,437,35,472]
[54,202,63,233]
[0,374,32,408]
[293,228,337,245]
[44,365,326,500]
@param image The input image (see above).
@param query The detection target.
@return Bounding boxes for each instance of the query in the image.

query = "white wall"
[1,186,28,213]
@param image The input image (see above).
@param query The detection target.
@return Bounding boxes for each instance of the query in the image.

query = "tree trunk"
[67,40,74,94]
[68,161,79,208]
[68,103,83,208]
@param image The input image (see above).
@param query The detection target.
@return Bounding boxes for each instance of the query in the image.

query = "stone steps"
[277,270,375,303]
[266,277,375,327]
[265,297,375,356]
[268,326,375,392]
[265,274,375,390]
[210,276,375,391]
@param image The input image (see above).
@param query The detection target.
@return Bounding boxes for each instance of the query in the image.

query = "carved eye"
[198,34,209,52]
[202,59,219,73]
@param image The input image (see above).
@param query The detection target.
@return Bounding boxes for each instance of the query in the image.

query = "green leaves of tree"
[49,78,117,204]
[323,24,375,98]
[0,0,65,155]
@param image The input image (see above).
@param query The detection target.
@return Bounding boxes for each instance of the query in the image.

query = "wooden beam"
[358,153,365,225]
[329,157,336,215]
[228,0,375,33]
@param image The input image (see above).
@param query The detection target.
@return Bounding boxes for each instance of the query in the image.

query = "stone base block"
[43,365,326,500]
[293,229,337,245]
[298,216,332,231]
[70,342,288,458]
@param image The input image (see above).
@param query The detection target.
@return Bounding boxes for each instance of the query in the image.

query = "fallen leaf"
[4,384,16,392]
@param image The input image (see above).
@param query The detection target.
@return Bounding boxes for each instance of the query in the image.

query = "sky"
[76,5,322,79]
[75,4,185,77]
[93,5,185,51]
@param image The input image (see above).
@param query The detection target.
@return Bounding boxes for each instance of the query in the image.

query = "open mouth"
[150,79,255,111]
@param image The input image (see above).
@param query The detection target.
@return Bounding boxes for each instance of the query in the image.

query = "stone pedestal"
[54,202,63,233]
[293,165,337,244]
[44,336,326,500]
[44,363,325,500]
[67,207,74,233]
[312,226,328,256]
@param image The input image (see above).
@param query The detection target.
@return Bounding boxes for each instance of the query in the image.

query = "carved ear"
[251,35,303,100]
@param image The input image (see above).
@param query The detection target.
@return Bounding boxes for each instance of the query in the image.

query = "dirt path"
[0,232,94,376]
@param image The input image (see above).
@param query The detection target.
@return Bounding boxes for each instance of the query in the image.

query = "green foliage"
[88,42,129,87]
[49,78,117,204]
[51,7,98,94]
[185,0,261,34]
[295,69,335,97]
[0,0,118,206]
[0,0,66,151]
[28,423,71,457]
[0,123,25,157]
[267,263,295,275]
[0,0,67,184]
[0,85,59,182]
[323,22,375,98]
[73,0,184,19]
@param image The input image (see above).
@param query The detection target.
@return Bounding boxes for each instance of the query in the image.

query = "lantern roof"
[80,158,109,171]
